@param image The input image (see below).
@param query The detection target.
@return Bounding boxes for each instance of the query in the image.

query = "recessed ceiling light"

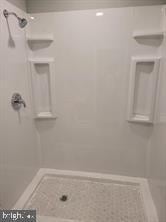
[30,16,35,20]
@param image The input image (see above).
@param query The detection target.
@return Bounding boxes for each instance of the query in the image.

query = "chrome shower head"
[3,9,28,28]
[18,17,28,28]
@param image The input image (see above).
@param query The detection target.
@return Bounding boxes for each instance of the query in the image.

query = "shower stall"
[0,0,166,222]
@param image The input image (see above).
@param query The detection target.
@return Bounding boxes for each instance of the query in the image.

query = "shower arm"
[3,9,27,28]
[3,9,20,20]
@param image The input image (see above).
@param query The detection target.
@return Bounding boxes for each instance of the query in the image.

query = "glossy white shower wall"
[27,5,163,177]
[0,0,39,208]
[146,6,166,222]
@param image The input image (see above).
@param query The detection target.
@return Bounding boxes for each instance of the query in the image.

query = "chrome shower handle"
[11,93,26,110]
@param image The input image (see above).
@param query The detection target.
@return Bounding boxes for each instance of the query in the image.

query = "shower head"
[18,18,28,28]
[3,9,28,28]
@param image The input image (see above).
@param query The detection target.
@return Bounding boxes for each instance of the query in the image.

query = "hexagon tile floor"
[25,176,148,222]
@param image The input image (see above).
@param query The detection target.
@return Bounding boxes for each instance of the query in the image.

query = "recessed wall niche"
[29,58,56,119]
[127,57,160,124]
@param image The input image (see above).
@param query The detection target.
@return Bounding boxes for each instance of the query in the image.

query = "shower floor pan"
[14,168,158,222]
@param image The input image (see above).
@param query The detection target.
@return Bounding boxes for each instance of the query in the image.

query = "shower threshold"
[13,168,158,222]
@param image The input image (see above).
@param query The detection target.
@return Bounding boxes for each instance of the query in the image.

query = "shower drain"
[60,195,68,202]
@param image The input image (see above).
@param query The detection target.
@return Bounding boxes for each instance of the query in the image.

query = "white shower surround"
[14,168,158,222]
[0,1,165,221]
[26,5,163,177]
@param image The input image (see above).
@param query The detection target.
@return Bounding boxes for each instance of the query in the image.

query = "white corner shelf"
[29,58,54,63]
[26,34,54,42]
[133,30,164,39]
[29,58,56,120]
[127,56,161,124]
[35,112,57,120]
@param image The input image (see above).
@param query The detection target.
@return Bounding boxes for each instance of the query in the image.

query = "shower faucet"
[11,93,26,111]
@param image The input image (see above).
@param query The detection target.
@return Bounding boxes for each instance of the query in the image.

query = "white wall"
[148,124,166,222]
[147,8,166,221]
[0,0,39,208]
[27,5,162,177]
[26,0,166,13]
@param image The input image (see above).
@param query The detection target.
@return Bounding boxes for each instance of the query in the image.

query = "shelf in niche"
[27,34,54,42]
[29,58,56,120]
[133,30,164,39]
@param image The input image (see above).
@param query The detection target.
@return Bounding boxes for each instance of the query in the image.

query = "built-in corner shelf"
[29,57,56,120]
[29,58,54,63]
[26,34,54,42]
[133,30,164,39]
[127,56,160,124]
[36,112,56,119]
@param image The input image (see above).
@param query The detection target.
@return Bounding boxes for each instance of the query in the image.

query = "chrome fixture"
[3,9,28,28]
[11,93,26,111]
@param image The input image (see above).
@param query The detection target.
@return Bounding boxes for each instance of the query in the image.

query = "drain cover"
[60,195,68,202]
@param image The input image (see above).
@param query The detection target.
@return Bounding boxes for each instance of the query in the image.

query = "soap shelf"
[35,112,56,119]
[29,58,54,63]
[27,34,54,42]
[29,57,56,120]
[133,31,164,39]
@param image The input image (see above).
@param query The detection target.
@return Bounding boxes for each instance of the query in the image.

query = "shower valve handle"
[11,93,26,110]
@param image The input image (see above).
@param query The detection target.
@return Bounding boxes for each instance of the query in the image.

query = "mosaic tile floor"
[25,176,147,222]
